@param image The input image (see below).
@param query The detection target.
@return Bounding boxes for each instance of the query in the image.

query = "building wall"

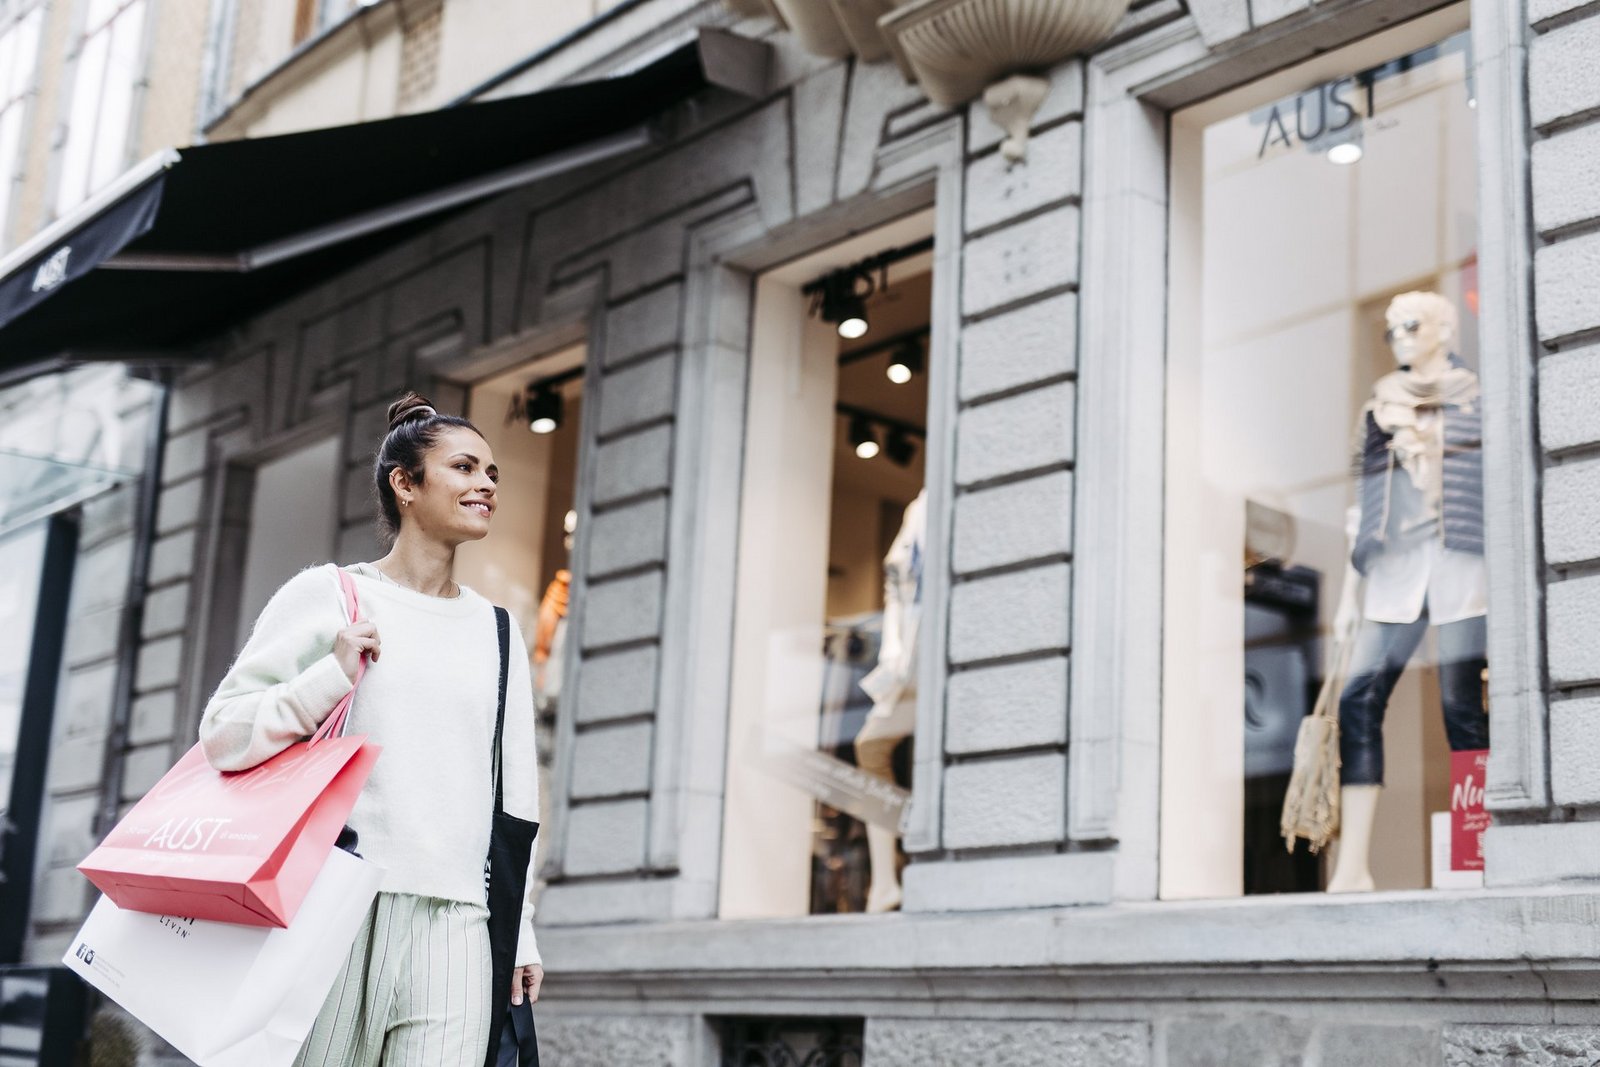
[203,0,687,140]
[15,0,1600,1062]
[5,0,205,250]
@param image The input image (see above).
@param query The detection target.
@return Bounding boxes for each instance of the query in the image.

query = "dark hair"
[373,391,483,538]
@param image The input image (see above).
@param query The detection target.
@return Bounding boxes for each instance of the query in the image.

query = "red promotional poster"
[1450,749,1490,872]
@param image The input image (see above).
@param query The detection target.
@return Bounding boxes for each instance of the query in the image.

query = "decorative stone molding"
[879,0,1128,106]
[728,0,1129,159]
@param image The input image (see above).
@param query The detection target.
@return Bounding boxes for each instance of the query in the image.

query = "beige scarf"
[1366,359,1480,497]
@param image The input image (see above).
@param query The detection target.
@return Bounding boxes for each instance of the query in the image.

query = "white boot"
[864,825,902,913]
[1327,784,1381,892]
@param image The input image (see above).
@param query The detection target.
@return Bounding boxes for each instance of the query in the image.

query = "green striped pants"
[293,892,493,1067]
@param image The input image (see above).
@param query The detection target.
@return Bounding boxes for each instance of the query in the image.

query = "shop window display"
[1164,9,1482,898]
[720,216,932,919]
[457,345,584,880]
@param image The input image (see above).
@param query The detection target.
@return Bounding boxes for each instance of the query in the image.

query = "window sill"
[537,884,1600,984]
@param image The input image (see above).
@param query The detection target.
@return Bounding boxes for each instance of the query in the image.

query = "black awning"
[0,28,767,370]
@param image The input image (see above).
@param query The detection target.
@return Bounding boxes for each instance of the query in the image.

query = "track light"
[886,340,923,385]
[528,387,563,434]
[849,416,880,460]
[885,428,917,467]
[817,270,871,340]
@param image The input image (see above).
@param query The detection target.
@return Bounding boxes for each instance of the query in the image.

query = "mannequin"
[853,489,926,913]
[533,568,570,713]
[1326,292,1489,892]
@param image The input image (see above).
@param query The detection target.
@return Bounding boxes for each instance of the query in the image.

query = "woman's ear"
[389,466,414,501]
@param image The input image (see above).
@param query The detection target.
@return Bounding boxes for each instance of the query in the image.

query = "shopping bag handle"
[311,565,365,745]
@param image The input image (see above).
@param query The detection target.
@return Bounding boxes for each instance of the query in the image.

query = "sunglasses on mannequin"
[1384,319,1422,341]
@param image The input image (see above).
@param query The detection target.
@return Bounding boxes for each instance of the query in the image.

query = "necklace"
[369,562,460,600]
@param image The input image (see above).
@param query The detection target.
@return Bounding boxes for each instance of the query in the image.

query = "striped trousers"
[294,892,493,1067]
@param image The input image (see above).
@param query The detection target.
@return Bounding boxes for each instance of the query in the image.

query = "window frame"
[1070,0,1543,901]
[52,0,151,219]
[0,1,46,251]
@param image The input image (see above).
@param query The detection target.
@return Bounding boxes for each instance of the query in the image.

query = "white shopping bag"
[63,847,381,1067]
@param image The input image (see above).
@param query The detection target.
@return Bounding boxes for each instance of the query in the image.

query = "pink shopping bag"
[78,565,379,928]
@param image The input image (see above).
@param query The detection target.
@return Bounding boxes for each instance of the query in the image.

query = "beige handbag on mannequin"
[1280,634,1356,854]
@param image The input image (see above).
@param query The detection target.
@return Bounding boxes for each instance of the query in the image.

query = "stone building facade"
[5,0,1600,1064]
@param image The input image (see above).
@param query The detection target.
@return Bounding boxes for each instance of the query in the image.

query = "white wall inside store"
[719,274,839,920]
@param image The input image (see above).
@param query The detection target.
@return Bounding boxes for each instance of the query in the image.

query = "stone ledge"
[536,885,1600,982]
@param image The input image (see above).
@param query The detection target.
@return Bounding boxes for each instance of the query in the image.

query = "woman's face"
[397,426,499,544]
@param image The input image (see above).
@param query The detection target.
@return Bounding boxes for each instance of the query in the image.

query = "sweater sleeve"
[198,566,355,772]
[503,611,544,969]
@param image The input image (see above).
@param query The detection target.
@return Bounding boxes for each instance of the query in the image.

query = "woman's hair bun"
[386,391,438,431]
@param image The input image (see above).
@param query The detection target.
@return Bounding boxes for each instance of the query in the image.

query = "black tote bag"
[485,606,541,1067]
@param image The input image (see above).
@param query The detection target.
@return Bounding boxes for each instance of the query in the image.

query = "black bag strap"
[492,606,510,814]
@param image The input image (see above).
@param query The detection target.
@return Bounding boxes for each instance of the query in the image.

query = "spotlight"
[885,428,917,467]
[838,303,869,340]
[849,416,880,460]
[816,268,873,340]
[528,387,563,434]
[1326,142,1363,165]
[886,339,923,385]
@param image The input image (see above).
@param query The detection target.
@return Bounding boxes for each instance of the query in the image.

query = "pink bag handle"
[310,565,365,745]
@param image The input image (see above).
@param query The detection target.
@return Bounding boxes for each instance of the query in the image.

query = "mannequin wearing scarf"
[1327,292,1489,893]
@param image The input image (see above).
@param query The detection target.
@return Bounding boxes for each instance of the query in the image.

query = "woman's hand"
[333,621,380,682]
[511,964,543,1006]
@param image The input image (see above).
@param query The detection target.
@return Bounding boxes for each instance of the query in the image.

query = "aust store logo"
[31,246,71,292]
[1256,77,1375,159]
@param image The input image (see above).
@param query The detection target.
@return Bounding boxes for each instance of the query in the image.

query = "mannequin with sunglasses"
[1326,291,1488,893]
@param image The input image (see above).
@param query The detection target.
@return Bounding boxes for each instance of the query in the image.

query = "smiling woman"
[196,390,544,1066]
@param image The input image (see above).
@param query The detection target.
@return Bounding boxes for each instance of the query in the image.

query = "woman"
[199,392,543,1065]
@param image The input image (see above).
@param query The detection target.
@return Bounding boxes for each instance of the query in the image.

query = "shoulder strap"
[492,606,510,813]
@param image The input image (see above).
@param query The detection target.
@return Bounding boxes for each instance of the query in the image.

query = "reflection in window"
[55,0,147,216]
[0,3,44,248]
[1165,15,1483,899]
[0,522,49,815]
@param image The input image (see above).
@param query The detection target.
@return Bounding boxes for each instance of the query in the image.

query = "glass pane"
[88,0,143,194]
[0,107,22,234]
[1165,24,1481,899]
[0,522,49,811]
[720,229,932,921]
[85,0,120,34]
[56,27,108,214]
[8,8,43,99]
[0,22,17,103]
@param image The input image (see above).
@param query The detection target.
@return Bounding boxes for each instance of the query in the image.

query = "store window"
[457,344,585,878]
[720,214,933,919]
[0,2,44,250]
[1163,6,1481,899]
[54,0,146,216]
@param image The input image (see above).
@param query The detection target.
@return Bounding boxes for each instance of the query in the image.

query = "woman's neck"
[375,534,458,598]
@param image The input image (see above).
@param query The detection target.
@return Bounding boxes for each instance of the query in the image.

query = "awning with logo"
[0,28,766,373]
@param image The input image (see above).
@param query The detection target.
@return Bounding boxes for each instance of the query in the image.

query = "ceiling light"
[814,267,875,340]
[838,305,870,340]
[849,416,880,460]
[886,339,923,384]
[1327,142,1363,165]
[885,428,917,467]
[528,387,563,434]
[564,509,577,534]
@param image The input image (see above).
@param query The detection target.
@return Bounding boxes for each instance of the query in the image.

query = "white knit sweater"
[198,563,541,966]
